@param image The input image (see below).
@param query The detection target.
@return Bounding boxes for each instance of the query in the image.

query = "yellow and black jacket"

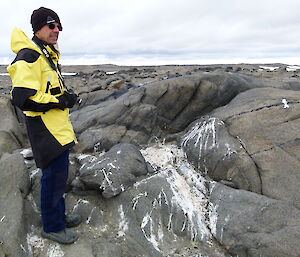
[7,27,76,169]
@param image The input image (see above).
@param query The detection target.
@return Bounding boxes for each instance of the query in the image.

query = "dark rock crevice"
[225,101,300,122]
[224,123,263,194]
[250,137,300,156]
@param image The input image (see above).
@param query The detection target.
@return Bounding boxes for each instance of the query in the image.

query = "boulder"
[0,153,30,256]
[0,130,20,157]
[0,97,26,157]
[209,182,300,257]
[77,143,153,198]
[181,117,261,193]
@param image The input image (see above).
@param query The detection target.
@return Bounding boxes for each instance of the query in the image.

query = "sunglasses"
[48,23,62,31]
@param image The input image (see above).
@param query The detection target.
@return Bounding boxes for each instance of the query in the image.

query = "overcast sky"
[1,0,300,65]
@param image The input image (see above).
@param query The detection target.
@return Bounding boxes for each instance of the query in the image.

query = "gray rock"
[0,247,4,257]
[20,148,33,159]
[181,117,261,194]
[62,242,95,257]
[77,143,152,198]
[0,97,26,157]
[71,73,270,153]
[63,157,228,257]
[0,153,29,257]
[212,87,300,208]
[3,65,300,257]
[144,73,272,132]
[209,182,300,257]
[182,87,300,208]
[0,130,20,157]
[76,125,127,152]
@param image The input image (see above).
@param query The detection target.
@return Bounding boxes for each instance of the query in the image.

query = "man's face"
[35,22,61,45]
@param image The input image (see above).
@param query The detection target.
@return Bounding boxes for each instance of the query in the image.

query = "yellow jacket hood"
[7,27,76,169]
[10,27,41,54]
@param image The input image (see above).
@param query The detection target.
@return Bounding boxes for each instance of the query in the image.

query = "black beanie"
[30,7,62,33]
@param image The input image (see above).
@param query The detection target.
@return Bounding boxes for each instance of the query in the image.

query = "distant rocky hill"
[1,64,300,257]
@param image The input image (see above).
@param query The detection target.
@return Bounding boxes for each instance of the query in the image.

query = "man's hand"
[57,91,78,109]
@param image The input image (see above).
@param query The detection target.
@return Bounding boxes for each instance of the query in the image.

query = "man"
[7,7,81,244]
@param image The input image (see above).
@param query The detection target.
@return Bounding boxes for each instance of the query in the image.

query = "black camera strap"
[32,36,66,89]
[32,36,82,106]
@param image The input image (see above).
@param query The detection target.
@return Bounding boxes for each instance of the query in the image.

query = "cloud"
[2,0,300,65]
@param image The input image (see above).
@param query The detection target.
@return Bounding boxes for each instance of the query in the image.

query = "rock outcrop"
[1,64,300,256]
[71,73,271,153]
[209,182,300,257]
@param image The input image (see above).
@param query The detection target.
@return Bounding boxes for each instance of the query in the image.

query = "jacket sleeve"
[12,87,62,112]
[10,51,63,112]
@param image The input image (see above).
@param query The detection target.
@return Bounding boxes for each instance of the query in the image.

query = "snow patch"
[259,65,279,71]
[62,72,77,76]
[106,71,118,75]
[286,65,300,72]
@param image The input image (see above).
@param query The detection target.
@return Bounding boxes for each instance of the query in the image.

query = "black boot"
[41,229,78,244]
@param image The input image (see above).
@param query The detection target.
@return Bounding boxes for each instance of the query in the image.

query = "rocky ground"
[1,63,300,96]
[1,63,300,257]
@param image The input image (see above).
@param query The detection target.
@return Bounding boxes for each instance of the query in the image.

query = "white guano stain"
[132,192,148,210]
[101,168,118,193]
[138,143,217,250]
[224,143,236,159]
[282,98,289,109]
[86,207,97,224]
[139,188,170,252]
[77,154,97,162]
[117,205,129,237]
[107,162,117,169]
[20,244,26,252]
[141,212,161,252]
[29,168,40,181]
[207,202,218,237]
[72,199,90,213]
[27,194,39,213]
[47,244,64,257]
[83,157,108,171]
[26,232,45,256]
[181,118,224,160]
[164,168,210,241]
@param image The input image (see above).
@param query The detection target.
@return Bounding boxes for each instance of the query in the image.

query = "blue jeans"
[40,150,69,232]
